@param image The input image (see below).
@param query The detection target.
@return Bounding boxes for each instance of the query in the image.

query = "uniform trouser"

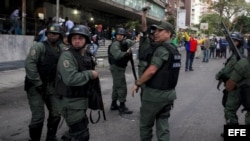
[27,86,61,132]
[138,65,146,101]
[140,100,173,141]
[224,89,241,124]
[58,97,89,141]
[224,88,250,125]
[185,51,195,70]
[202,49,209,62]
[110,65,127,102]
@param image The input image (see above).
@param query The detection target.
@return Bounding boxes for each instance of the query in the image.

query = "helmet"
[45,23,63,37]
[68,25,91,45]
[146,27,155,35]
[231,32,244,46]
[116,27,126,35]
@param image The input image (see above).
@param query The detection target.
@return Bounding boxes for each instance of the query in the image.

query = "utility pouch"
[222,89,228,107]
[24,76,34,92]
[240,85,250,110]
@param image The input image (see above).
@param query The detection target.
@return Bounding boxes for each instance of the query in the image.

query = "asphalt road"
[0,49,246,141]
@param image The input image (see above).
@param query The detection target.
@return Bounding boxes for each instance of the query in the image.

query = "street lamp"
[73,9,78,15]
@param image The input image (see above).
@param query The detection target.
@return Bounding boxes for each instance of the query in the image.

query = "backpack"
[210,40,216,49]
[88,78,106,124]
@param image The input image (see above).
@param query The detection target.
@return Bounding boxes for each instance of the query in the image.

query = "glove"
[225,79,236,92]
[36,85,45,94]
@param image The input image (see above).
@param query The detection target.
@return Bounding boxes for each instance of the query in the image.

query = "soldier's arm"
[136,46,168,85]
[230,58,250,83]
[24,43,44,87]
[216,56,238,80]
[141,10,147,32]
[57,51,93,86]
[126,39,136,47]
[110,41,127,60]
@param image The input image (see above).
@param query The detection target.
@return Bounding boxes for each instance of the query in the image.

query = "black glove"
[36,85,45,94]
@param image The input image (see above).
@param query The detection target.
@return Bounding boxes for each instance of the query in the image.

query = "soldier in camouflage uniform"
[56,25,98,141]
[108,27,136,114]
[137,9,156,101]
[225,56,250,125]
[131,21,181,141]
[215,32,245,136]
[24,23,67,141]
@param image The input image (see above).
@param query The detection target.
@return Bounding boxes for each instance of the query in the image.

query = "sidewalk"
[0,68,25,91]
[0,60,24,71]
[0,59,110,92]
[0,45,185,91]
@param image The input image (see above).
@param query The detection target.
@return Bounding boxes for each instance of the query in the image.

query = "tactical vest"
[108,40,131,68]
[145,43,181,90]
[37,41,62,83]
[138,42,158,61]
[56,48,95,98]
[239,56,250,110]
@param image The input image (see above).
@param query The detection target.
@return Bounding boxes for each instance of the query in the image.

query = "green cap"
[151,20,174,33]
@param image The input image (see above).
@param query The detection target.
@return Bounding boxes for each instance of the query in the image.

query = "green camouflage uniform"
[216,55,240,125]
[56,49,95,140]
[109,39,136,103]
[140,41,177,141]
[138,32,151,77]
[25,41,67,140]
[229,58,250,124]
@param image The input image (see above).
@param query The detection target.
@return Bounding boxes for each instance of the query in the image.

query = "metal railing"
[0,13,41,35]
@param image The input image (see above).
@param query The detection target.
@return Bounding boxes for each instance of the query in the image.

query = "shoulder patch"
[63,60,70,68]
[30,49,36,56]
[154,47,165,57]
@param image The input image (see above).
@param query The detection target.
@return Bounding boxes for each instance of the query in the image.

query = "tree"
[199,0,250,33]
[232,15,250,33]
[209,0,250,25]
[199,13,222,35]
[124,20,139,31]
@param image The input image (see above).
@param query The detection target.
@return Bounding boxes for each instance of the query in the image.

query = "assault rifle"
[130,52,137,81]
[220,21,242,60]
[217,22,243,90]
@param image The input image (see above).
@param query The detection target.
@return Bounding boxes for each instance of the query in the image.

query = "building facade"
[1,0,167,35]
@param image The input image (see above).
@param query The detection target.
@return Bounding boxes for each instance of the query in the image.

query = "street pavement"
[0,48,246,141]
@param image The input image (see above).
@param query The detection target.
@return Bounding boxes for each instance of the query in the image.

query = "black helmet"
[68,25,91,45]
[231,32,244,46]
[116,27,126,35]
[146,27,155,35]
[45,23,63,37]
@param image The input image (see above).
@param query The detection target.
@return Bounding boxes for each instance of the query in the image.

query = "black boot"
[46,116,61,141]
[119,102,133,114]
[110,100,119,110]
[29,124,43,141]
[46,128,58,141]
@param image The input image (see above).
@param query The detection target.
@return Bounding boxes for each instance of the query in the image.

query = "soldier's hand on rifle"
[92,70,99,79]
[131,81,141,97]
[127,47,132,54]
[131,84,139,97]
[225,79,236,91]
